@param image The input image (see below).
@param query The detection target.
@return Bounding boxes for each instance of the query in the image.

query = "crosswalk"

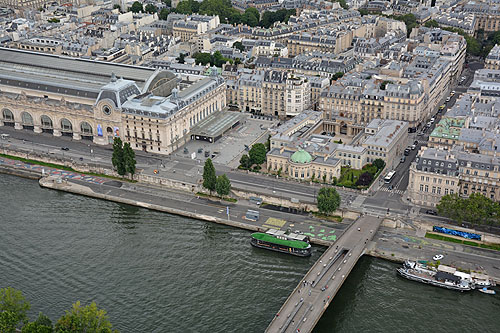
[378,187,405,195]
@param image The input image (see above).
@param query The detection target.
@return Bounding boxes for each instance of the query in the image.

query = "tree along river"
[1,174,499,332]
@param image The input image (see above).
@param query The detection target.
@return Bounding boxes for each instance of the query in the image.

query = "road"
[0,126,360,207]
[266,216,382,333]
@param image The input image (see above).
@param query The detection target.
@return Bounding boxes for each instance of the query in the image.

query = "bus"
[384,171,396,183]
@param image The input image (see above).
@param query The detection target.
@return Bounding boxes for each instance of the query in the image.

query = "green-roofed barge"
[250,229,312,257]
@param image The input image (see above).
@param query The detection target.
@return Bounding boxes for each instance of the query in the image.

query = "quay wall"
[38,177,334,247]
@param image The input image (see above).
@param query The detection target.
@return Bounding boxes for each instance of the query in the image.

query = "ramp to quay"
[266,215,382,333]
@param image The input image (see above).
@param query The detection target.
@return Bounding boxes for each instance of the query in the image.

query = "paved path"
[266,216,382,333]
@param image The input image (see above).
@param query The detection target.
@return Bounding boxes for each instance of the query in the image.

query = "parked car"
[446,97,451,102]
[400,156,406,163]
[425,209,438,215]
[414,140,419,145]
[411,144,416,150]
[430,118,435,123]
[404,148,410,156]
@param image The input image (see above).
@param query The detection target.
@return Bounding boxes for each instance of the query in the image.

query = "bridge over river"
[266,215,382,333]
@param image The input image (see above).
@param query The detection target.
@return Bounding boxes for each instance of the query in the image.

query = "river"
[1,174,499,332]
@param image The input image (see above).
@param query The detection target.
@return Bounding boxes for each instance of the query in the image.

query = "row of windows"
[420,176,456,186]
[419,184,454,195]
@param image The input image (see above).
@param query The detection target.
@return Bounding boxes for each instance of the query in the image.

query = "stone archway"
[2,108,15,126]
[340,122,348,135]
[21,112,34,130]
[60,118,73,137]
[80,121,93,140]
[41,115,53,133]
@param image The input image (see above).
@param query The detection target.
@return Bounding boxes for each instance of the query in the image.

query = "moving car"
[61,147,69,151]
[425,209,438,215]
[433,254,444,261]
[445,97,451,102]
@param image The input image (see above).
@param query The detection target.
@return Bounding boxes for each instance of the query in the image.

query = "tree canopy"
[248,143,267,165]
[202,158,217,193]
[129,1,143,13]
[112,137,126,176]
[259,9,295,28]
[437,193,500,226]
[232,41,245,52]
[216,174,231,197]
[193,51,231,67]
[239,154,252,169]
[21,313,53,333]
[55,301,117,333]
[373,158,385,170]
[123,142,136,178]
[144,4,158,13]
[0,287,30,332]
[317,187,341,214]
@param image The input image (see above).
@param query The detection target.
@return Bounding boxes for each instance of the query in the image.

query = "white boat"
[478,287,496,295]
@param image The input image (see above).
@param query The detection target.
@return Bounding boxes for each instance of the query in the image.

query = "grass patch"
[480,243,500,251]
[1,153,75,171]
[312,212,343,222]
[426,232,500,251]
[0,153,136,182]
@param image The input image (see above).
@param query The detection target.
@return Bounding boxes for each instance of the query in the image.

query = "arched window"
[80,122,92,135]
[60,118,73,132]
[41,115,53,128]
[2,108,14,121]
[21,112,33,125]
[107,126,113,134]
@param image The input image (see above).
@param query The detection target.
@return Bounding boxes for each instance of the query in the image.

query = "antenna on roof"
[110,72,117,82]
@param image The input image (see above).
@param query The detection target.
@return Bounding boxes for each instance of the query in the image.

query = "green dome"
[290,149,312,164]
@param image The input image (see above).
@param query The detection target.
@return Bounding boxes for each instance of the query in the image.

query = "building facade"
[0,48,226,155]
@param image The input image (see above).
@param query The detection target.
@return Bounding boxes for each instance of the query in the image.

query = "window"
[420,184,424,191]
[425,185,429,192]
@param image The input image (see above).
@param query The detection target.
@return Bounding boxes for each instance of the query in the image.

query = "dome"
[290,149,312,164]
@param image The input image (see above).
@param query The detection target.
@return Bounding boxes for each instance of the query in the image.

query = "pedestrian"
[298,289,300,294]
[309,289,311,296]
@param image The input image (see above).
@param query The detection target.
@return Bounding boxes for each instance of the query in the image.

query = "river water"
[1,174,499,332]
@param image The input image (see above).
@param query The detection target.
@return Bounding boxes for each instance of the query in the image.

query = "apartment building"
[485,45,500,70]
[408,147,460,207]
[227,70,311,118]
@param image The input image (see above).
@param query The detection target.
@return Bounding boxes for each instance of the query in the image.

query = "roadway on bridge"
[266,215,382,333]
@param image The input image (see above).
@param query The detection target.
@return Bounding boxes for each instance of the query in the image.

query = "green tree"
[123,142,136,179]
[202,158,217,194]
[373,158,385,170]
[215,174,231,197]
[232,41,245,52]
[113,4,121,10]
[175,0,197,14]
[317,187,341,214]
[424,20,439,28]
[242,7,259,26]
[176,52,186,64]
[129,1,143,13]
[22,313,53,333]
[111,137,126,176]
[239,154,252,169]
[331,0,348,9]
[159,8,170,20]
[0,287,30,332]
[163,0,172,6]
[193,52,212,65]
[144,4,157,13]
[234,57,242,65]
[55,301,117,333]
[380,80,392,90]
[248,143,267,165]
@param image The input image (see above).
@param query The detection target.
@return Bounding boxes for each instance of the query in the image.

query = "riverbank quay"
[38,175,346,247]
[366,226,500,284]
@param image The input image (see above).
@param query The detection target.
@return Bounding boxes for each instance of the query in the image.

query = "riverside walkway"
[266,215,382,333]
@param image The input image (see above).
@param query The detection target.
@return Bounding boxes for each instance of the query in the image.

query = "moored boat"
[250,229,311,257]
[397,260,473,292]
[478,287,496,295]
